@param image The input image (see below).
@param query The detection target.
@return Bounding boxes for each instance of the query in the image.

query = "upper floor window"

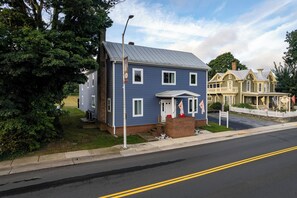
[188,98,198,113]
[189,72,197,86]
[246,80,251,92]
[264,83,268,92]
[133,98,143,117]
[92,73,95,87]
[162,71,176,85]
[87,78,90,88]
[258,83,262,92]
[227,80,233,90]
[133,68,143,84]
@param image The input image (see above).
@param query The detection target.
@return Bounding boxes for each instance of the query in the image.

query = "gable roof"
[103,41,210,70]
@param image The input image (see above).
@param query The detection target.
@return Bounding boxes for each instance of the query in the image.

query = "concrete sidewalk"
[1,122,297,176]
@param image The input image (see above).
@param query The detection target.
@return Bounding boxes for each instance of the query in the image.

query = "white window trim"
[81,95,84,105]
[188,98,198,114]
[162,70,176,85]
[132,68,143,84]
[91,73,95,87]
[107,98,111,112]
[91,95,95,108]
[189,72,197,86]
[132,98,143,117]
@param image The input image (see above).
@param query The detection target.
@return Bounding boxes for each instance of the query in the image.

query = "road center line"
[100,145,297,198]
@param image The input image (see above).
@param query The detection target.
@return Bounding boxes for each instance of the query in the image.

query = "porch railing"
[208,87,238,94]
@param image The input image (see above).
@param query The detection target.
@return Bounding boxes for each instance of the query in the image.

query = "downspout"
[206,71,208,125]
[113,61,116,136]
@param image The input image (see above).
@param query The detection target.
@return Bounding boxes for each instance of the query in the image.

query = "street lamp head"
[128,15,134,19]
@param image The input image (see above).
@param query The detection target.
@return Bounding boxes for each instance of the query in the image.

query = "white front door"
[161,100,172,122]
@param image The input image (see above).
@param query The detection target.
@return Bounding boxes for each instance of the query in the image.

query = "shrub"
[233,103,255,109]
[209,102,222,110]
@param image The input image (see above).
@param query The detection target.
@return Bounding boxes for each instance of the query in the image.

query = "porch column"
[289,97,291,112]
[277,97,280,110]
[192,96,195,117]
[240,81,243,103]
[266,96,269,109]
[256,96,259,109]
[171,97,175,118]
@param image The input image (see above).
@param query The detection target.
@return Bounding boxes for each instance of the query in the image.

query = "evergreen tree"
[274,30,297,97]
[0,0,121,155]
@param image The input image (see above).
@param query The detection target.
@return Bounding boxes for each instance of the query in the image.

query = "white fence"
[230,106,297,118]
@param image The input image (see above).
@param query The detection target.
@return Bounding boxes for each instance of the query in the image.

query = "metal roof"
[155,90,200,98]
[103,41,210,70]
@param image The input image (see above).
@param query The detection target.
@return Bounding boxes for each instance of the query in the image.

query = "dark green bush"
[210,102,222,110]
[233,103,255,109]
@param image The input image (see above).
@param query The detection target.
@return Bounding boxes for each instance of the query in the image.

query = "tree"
[274,30,297,97]
[0,0,121,155]
[207,52,247,79]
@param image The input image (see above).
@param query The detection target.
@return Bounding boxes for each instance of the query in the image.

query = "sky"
[106,0,297,70]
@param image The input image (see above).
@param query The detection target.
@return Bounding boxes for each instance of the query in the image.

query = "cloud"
[107,0,297,69]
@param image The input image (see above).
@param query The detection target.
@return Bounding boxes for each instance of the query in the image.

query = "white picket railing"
[230,106,297,118]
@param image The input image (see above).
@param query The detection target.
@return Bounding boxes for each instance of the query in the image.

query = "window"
[264,83,267,92]
[227,80,233,90]
[107,98,111,112]
[258,83,262,92]
[246,80,251,92]
[188,98,198,113]
[133,98,143,117]
[87,77,90,88]
[91,95,95,108]
[92,73,95,87]
[189,72,197,86]
[132,68,143,84]
[162,71,176,85]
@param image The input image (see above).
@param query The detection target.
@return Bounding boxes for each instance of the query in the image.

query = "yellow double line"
[100,145,297,198]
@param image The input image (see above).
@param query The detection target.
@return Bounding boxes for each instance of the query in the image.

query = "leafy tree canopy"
[207,52,247,80]
[274,30,297,96]
[0,0,121,155]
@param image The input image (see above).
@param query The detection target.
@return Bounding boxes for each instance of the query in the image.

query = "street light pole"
[122,15,134,149]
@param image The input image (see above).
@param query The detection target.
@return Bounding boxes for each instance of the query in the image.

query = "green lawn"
[27,107,145,156]
[200,121,231,133]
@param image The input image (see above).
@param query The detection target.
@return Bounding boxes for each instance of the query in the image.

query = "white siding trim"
[91,95,95,108]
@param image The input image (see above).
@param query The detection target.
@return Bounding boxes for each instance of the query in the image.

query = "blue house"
[79,41,210,136]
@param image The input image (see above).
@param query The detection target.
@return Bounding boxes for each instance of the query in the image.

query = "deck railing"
[208,87,238,93]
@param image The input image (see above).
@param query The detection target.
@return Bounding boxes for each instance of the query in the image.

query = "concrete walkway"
[1,122,297,176]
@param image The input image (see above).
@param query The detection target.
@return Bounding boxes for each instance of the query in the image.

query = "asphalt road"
[1,128,297,198]
[208,112,280,130]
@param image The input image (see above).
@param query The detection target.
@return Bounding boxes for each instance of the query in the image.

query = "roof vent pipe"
[128,42,134,45]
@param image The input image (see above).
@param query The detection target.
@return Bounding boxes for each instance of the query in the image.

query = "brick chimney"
[231,61,237,70]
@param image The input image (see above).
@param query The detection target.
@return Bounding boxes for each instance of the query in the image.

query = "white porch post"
[267,96,269,109]
[256,96,259,109]
[171,97,175,118]
[289,97,291,112]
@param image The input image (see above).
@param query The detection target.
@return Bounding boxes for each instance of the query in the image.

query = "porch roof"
[155,90,200,98]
